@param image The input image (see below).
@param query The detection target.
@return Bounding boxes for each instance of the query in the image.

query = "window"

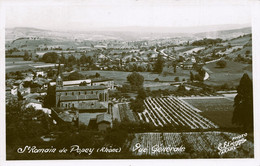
[85,91,87,95]
[65,93,67,96]
[91,91,93,94]
[79,92,80,95]
[72,92,74,95]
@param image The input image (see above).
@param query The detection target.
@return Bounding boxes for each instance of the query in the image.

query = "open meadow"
[183,97,238,128]
[204,60,252,86]
[80,70,187,87]
[6,58,59,73]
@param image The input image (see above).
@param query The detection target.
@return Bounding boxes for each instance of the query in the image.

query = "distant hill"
[193,27,251,40]
[5,26,252,42]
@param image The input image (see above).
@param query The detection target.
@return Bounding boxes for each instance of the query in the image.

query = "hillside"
[6,26,252,42]
[194,27,251,40]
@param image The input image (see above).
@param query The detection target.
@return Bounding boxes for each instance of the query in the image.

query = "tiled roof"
[92,78,113,83]
[56,85,106,92]
[96,113,112,124]
[77,102,107,110]
[60,94,98,102]
[58,111,76,122]
[50,79,91,86]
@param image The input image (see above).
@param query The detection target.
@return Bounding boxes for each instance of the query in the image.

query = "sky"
[3,0,252,32]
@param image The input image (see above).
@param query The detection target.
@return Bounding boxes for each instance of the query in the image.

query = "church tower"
[56,75,63,88]
[56,62,63,89]
[56,61,63,107]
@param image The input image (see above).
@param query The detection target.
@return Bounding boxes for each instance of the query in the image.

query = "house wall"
[92,81,114,90]
[98,123,111,131]
[60,100,98,109]
[56,89,109,107]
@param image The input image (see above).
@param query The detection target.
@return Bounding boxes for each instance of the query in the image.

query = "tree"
[232,73,253,130]
[67,55,77,67]
[194,74,203,82]
[136,88,146,100]
[153,54,164,73]
[216,60,227,68]
[127,72,144,91]
[41,52,59,63]
[6,99,49,145]
[198,68,206,78]
[67,71,85,80]
[80,55,88,65]
[190,71,194,82]
[23,51,31,61]
[95,72,100,77]
[130,88,146,113]
[154,78,159,82]
[172,61,177,73]
[130,99,145,113]
[79,81,87,86]
[177,84,186,92]
[43,85,56,108]
[60,54,66,64]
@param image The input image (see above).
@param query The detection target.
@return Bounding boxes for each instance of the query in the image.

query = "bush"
[174,77,180,82]
[216,60,227,68]
[67,71,85,80]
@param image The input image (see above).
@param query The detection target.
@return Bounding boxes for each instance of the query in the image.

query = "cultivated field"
[138,97,218,129]
[118,103,138,122]
[129,131,253,158]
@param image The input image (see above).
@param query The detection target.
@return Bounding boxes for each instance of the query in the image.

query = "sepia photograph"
[1,0,260,165]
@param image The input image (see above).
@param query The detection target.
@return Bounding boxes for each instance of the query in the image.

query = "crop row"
[138,97,218,129]
[129,131,254,158]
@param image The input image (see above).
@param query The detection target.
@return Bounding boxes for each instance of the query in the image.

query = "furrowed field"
[128,131,253,158]
[136,97,218,129]
[116,96,238,129]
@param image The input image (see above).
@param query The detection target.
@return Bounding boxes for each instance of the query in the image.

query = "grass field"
[183,98,234,112]
[6,58,57,73]
[174,46,197,52]
[227,35,251,46]
[183,97,238,128]
[81,70,188,85]
[205,60,251,74]
[200,111,238,128]
[204,60,252,86]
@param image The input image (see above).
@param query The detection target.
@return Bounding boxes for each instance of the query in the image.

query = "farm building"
[91,78,114,90]
[182,60,193,70]
[51,108,78,125]
[50,79,91,87]
[77,102,108,126]
[96,114,112,131]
